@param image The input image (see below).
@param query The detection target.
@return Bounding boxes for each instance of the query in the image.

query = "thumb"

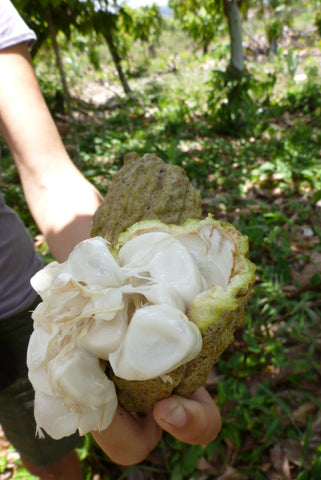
[153,387,221,446]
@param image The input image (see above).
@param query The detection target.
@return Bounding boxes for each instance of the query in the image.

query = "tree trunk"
[224,0,244,73]
[43,7,80,164]
[44,7,72,111]
[103,33,131,95]
[269,38,278,55]
[30,31,48,59]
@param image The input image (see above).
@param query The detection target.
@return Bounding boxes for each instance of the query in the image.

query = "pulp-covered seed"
[119,232,204,311]
[34,391,79,440]
[77,310,128,359]
[109,303,202,381]
[49,348,115,408]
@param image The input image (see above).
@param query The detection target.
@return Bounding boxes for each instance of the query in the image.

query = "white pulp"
[109,304,202,380]
[27,222,236,440]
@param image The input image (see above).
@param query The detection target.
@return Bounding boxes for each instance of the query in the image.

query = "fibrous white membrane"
[28,224,235,440]
[119,232,205,311]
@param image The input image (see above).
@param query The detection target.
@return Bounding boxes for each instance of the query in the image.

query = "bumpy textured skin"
[107,364,186,413]
[91,152,202,246]
[92,152,256,413]
[176,220,256,398]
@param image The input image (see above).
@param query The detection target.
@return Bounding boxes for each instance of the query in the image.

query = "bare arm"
[0,42,102,261]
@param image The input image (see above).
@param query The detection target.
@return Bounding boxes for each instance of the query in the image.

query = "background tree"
[168,0,225,54]
[16,0,132,95]
[120,3,164,58]
[169,0,248,71]
[205,0,275,134]
[76,0,132,95]
[263,0,293,54]
[315,9,321,37]
[16,0,82,160]
[223,0,244,73]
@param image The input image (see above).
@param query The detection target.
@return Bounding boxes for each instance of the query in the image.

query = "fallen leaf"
[293,402,317,425]
[270,444,291,480]
[0,427,10,453]
[291,252,321,287]
[257,463,272,473]
[216,466,248,480]
[197,456,217,473]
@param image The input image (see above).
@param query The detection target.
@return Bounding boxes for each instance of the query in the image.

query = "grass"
[0,5,321,480]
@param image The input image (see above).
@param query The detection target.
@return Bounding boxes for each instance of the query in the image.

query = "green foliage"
[10,467,38,479]
[117,3,164,76]
[120,3,163,45]
[262,0,294,54]
[165,438,205,480]
[168,0,225,53]
[315,9,321,36]
[266,18,283,42]
[283,49,299,78]
[207,67,276,136]
[275,73,321,115]
[0,455,7,473]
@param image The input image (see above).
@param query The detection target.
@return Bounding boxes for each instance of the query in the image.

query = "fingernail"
[161,401,187,428]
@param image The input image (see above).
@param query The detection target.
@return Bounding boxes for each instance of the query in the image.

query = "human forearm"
[0,43,102,261]
[27,167,103,262]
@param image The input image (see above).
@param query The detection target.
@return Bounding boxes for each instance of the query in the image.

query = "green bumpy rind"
[91,153,256,413]
[91,152,202,246]
[175,217,256,397]
[112,216,256,409]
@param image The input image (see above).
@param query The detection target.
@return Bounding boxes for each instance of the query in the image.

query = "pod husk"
[91,152,202,246]
[92,152,256,413]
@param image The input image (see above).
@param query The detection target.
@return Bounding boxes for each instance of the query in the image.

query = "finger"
[153,387,221,446]
[92,405,162,466]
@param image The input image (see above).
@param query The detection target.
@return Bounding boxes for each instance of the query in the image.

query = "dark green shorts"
[0,298,81,467]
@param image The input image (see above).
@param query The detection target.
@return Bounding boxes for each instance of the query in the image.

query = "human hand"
[92,387,221,466]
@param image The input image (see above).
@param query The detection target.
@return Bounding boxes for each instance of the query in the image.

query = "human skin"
[0,43,102,262]
[93,387,222,466]
[0,42,222,473]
